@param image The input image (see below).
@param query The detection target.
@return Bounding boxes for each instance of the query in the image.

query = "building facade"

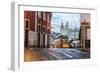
[80,20,90,51]
[24,11,52,48]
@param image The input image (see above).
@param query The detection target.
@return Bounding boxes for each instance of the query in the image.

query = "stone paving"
[24,48,48,62]
[24,48,90,62]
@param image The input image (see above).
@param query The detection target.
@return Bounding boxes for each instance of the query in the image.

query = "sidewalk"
[24,48,48,62]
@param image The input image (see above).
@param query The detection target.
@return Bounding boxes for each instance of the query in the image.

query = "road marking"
[49,52,61,60]
[61,52,73,58]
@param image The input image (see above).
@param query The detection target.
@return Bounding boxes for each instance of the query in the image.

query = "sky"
[51,12,81,33]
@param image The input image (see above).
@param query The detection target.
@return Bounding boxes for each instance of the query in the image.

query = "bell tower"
[60,22,64,34]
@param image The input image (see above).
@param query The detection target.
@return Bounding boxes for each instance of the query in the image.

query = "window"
[38,18,41,24]
[38,25,41,32]
[25,20,29,28]
[43,27,45,33]
[86,28,90,40]
[47,13,50,22]
[43,12,46,20]
[47,29,50,34]
[25,19,30,30]
[38,12,41,18]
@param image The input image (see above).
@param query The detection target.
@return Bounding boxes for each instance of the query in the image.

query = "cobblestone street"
[24,48,90,62]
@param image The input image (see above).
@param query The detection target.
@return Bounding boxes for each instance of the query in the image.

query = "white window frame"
[11,1,96,71]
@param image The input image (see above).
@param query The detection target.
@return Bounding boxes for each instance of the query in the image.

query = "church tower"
[65,21,69,36]
[65,21,68,29]
[60,21,69,37]
[60,22,64,35]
